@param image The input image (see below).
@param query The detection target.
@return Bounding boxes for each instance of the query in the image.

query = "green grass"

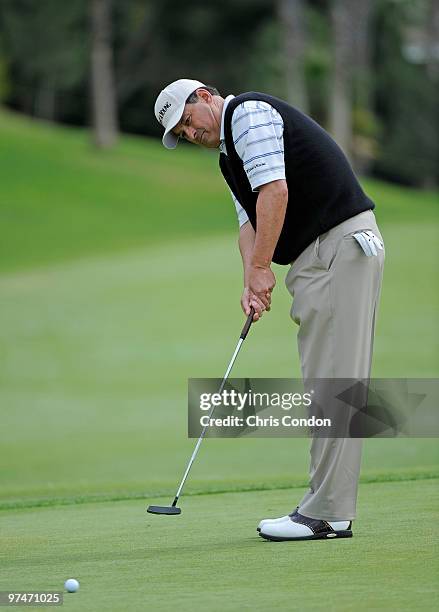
[0,110,231,273]
[1,109,438,610]
[0,108,438,272]
[1,234,438,507]
[1,480,438,611]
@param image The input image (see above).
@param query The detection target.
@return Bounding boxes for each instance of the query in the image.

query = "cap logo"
[158,101,171,124]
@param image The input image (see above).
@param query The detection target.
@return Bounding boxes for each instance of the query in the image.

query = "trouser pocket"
[314,232,336,271]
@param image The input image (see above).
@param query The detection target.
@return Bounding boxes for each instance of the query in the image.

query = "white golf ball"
[64,578,80,593]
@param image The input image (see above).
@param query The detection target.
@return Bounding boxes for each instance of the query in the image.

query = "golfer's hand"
[248,265,276,309]
[241,287,267,322]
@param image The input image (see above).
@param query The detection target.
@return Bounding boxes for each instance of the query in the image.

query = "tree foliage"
[0,0,436,187]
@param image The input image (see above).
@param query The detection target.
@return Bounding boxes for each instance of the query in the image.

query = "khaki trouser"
[285,210,385,521]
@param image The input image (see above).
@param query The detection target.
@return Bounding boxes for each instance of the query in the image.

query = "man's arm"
[248,179,288,307]
[238,221,265,322]
[230,100,287,315]
[238,221,255,287]
[237,178,288,318]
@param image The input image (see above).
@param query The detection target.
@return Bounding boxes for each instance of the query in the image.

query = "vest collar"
[219,95,235,152]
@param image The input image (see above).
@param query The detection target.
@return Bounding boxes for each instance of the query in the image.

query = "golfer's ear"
[197,88,212,103]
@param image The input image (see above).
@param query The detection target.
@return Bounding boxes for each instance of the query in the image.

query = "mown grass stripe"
[1,470,437,512]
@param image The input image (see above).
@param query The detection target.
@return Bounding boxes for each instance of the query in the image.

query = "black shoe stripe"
[289,509,335,535]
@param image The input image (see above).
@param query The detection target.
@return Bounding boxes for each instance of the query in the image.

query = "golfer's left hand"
[248,265,276,308]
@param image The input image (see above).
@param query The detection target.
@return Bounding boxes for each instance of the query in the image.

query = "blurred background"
[1,0,438,184]
[0,0,438,507]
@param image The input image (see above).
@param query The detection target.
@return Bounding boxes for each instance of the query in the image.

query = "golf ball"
[64,578,79,593]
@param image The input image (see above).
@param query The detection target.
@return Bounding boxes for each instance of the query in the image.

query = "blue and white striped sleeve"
[230,191,249,227]
[231,101,285,191]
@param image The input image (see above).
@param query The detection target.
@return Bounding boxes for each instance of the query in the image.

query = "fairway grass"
[1,479,438,611]
[0,108,438,273]
[0,233,438,504]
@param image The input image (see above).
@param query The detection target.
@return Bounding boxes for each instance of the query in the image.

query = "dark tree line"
[0,0,437,187]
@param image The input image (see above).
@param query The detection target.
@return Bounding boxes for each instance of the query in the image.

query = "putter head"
[147,505,181,515]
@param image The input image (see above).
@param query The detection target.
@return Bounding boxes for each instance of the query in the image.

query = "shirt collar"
[220,95,235,144]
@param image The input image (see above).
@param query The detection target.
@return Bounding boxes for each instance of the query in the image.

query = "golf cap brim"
[154,79,206,149]
[161,105,184,149]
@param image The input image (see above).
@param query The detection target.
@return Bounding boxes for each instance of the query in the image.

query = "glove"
[352,230,384,257]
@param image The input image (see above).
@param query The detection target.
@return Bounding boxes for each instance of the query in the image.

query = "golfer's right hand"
[241,287,268,322]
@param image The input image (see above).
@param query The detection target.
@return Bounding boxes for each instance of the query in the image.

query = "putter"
[147,307,255,515]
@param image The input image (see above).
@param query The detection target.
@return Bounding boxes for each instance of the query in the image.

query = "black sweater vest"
[219,92,374,265]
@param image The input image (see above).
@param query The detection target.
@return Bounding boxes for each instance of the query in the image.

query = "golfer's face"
[173,99,220,148]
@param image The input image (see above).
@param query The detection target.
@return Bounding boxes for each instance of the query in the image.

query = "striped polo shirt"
[219,95,285,227]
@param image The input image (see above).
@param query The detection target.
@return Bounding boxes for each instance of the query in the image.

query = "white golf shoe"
[257,515,290,532]
[257,507,298,532]
[259,508,352,541]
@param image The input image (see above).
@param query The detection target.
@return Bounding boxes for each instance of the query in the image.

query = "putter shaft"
[174,309,254,503]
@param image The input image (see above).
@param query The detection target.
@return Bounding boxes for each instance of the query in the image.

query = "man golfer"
[154,79,385,541]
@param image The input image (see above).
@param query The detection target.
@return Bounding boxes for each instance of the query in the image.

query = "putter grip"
[240,307,255,340]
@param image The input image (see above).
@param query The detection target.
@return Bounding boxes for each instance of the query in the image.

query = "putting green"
[1,478,438,610]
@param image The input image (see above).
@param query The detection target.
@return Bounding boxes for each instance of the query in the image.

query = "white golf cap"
[154,79,206,149]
